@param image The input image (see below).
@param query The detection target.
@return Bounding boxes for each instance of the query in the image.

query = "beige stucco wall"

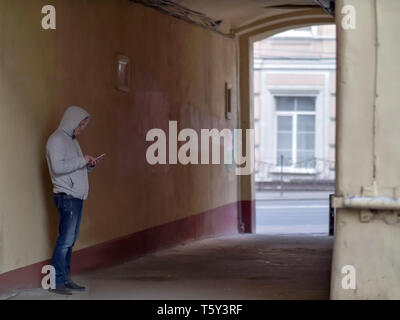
[0,0,239,274]
[331,0,400,299]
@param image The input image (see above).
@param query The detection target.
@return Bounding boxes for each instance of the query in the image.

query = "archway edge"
[236,9,335,234]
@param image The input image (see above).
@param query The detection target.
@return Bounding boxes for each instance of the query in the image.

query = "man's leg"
[51,195,81,286]
[65,199,83,282]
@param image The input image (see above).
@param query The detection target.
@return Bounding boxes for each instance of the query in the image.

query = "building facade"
[253,25,336,184]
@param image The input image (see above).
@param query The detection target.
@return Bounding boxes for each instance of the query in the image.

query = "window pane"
[277,115,293,166]
[277,116,292,131]
[297,133,315,150]
[296,97,315,111]
[275,96,295,111]
[277,150,292,166]
[297,115,315,132]
[296,113,315,168]
[278,133,292,149]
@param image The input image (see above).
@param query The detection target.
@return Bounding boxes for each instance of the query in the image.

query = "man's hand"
[84,155,100,167]
[84,155,94,165]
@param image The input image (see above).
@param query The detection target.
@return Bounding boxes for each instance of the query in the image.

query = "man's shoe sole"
[66,287,86,292]
[48,288,73,295]
[65,282,87,291]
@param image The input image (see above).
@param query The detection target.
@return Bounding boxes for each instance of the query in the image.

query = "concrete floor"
[8,234,333,300]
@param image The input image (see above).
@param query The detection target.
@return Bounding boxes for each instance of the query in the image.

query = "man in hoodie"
[46,106,101,295]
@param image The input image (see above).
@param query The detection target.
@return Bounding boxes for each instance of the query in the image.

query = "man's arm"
[47,136,87,175]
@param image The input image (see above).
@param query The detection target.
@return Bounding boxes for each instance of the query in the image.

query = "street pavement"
[256,192,330,235]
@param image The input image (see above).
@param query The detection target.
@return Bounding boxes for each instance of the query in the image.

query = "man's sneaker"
[49,284,72,295]
[65,280,86,291]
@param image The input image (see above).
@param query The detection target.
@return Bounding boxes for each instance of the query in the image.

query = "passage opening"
[253,25,337,235]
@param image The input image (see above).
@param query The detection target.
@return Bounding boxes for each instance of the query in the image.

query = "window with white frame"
[275,96,316,169]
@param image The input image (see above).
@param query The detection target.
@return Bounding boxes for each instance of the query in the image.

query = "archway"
[236,8,335,233]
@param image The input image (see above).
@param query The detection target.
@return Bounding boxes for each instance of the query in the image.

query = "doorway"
[253,25,336,235]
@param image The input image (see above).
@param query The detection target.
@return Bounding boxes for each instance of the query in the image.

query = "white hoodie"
[46,106,91,200]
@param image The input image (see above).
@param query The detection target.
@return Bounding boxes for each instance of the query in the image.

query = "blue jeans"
[51,194,83,285]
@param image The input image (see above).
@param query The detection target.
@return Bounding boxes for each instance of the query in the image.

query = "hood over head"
[59,106,91,137]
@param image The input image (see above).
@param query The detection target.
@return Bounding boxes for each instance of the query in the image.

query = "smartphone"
[95,153,106,161]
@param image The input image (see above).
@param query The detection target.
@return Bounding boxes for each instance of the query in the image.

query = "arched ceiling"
[175,0,334,32]
[131,0,335,35]
[177,0,319,27]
